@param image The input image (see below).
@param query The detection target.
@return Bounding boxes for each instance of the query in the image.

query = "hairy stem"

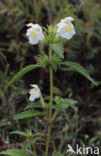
[45,48,53,156]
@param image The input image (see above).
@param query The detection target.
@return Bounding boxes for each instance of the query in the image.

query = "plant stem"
[40,91,46,108]
[45,48,53,156]
[32,142,37,156]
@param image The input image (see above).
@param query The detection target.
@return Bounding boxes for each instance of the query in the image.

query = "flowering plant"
[1,17,97,156]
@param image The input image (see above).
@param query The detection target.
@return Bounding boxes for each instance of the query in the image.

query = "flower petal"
[29,95,36,101]
[30,84,38,88]
[26,23,34,27]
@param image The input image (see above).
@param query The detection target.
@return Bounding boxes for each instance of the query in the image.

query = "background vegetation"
[0,0,101,155]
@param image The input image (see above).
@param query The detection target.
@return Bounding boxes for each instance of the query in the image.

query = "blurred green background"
[0,0,101,154]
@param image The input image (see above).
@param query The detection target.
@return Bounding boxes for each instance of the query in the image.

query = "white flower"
[56,17,76,40]
[26,23,44,45]
[29,84,40,101]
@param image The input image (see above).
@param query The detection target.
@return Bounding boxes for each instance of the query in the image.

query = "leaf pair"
[50,42,97,86]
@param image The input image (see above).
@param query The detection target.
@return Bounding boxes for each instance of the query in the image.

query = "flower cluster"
[27,17,76,102]
[26,17,76,45]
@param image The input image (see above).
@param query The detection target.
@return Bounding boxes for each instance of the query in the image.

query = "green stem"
[45,48,53,156]
[32,141,37,156]
[29,137,37,156]
[40,91,46,108]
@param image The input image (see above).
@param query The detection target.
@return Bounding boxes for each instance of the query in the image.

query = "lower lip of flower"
[30,90,34,96]
[31,30,37,38]
[65,25,72,32]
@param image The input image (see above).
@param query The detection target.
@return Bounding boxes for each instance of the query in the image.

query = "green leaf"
[53,152,64,156]
[33,137,45,143]
[61,99,78,113]
[10,131,26,136]
[14,110,44,120]
[46,99,77,112]
[0,149,31,156]
[50,43,64,58]
[52,63,57,72]
[62,61,97,86]
[89,136,98,144]
[22,142,31,151]
[61,99,77,106]
[52,103,75,112]
[25,102,41,109]
[49,104,66,112]
[4,64,40,91]
[32,133,44,138]
[52,105,65,112]
[53,87,63,96]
